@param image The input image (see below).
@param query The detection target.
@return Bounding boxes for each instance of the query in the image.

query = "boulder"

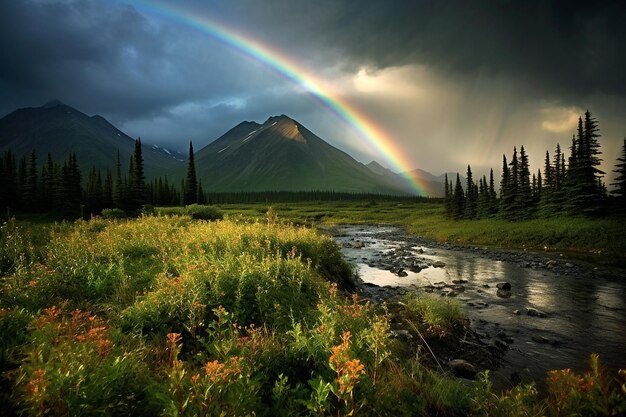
[449,359,477,380]
[496,282,511,291]
[432,260,446,268]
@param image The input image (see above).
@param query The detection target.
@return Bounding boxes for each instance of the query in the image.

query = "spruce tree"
[477,176,489,218]
[610,138,626,212]
[24,150,39,210]
[516,146,532,218]
[128,138,147,211]
[501,147,519,219]
[464,165,477,219]
[197,179,206,204]
[551,143,566,213]
[453,173,465,220]
[488,169,498,216]
[499,155,510,217]
[184,141,198,205]
[578,110,604,214]
[104,168,113,209]
[444,173,453,217]
[113,151,124,209]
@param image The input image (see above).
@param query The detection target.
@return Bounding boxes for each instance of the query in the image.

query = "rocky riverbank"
[325,224,626,388]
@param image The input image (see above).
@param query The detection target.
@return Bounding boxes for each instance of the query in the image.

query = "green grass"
[218,201,626,261]
[1,214,624,416]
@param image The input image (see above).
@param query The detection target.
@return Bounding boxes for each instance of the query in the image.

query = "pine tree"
[551,143,566,213]
[577,110,604,214]
[24,150,39,210]
[444,173,453,217]
[477,176,489,218]
[464,165,477,219]
[535,169,543,205]
[516,145,532,218]
[184,141,198,205]
[0,149,19,211]
[104,168,113,209]
[197,179,206,204]
[453,173,465,220]
[610,138,626,212]
[488,169,498,216]
[125,138,148,211]
[113,151,124,209]
[500,147,519,219]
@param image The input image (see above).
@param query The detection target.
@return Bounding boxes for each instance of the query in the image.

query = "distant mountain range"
[0,101,454,197]
[0,100,183,178]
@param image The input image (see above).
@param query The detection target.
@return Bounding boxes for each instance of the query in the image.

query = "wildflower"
[25,368,48,396]
[204,360,225,382]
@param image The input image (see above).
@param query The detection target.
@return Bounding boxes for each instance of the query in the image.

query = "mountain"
[0,100,183,177]
[194,115,416,195]
[364,162,464,198]
[405,169,466,197]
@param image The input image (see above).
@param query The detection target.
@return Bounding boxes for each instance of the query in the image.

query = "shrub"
[184,204,223,220]
[101,208,127,219]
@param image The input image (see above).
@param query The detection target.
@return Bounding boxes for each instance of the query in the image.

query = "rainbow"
[114,0,427,195]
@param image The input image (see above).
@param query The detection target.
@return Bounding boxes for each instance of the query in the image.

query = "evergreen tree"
[501,148,519,219]
[40,153,56,210]
[113,151,124,209]
[488,169,498,216]
[516,145,532,218]
[24,150,39,210]
[453,173,465,220]
[17,156,27,208]
[0,149,19,211]
[464,165,477,219]
[444,173,453,217]
[103,168,113,208]
[550,143,566,213]
[129,138,148,210]
[184,141,198,205]
[576,110,604,214]
[536,170,542,201]
[610,138,626,212]
[197,179,206,204]
[477,176,489,218]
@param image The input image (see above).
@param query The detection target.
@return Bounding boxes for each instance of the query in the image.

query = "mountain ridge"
[0,101,183,177]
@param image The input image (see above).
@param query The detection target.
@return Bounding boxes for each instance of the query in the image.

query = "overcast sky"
[1,0,625,179]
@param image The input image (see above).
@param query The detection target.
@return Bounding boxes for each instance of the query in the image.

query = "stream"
[329,224,626,385]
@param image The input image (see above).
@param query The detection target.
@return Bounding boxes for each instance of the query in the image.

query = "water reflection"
[332,225,626,380]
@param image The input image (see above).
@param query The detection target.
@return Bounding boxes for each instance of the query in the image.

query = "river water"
[330,225,626,384]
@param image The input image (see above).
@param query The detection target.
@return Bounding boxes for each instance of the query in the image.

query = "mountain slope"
[0,100,183,177]
[194,115,416,194]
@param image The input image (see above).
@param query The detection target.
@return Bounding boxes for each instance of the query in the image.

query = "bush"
[101,208,127,219]
[184,204,223,220]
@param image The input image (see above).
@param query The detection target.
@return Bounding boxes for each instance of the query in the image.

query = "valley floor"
[219,201,626,265]
[0,208,624,416]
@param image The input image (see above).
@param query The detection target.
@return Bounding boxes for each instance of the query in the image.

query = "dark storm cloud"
[0,0,291,122]
[1,0,625,167]
[232,0,626,102]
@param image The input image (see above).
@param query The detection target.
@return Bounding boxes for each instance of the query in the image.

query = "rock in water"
[448,359,477,380]
[526,307,547,318]
[433,260,446,268]
[496,282,511,291]
[497,288,512,298]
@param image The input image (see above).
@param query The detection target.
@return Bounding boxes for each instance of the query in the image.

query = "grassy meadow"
[219,201,626,262]
[1,209,625,415]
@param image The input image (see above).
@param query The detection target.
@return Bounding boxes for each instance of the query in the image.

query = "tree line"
[444,110,626,220]
[1,138,426,218]
[0,138,206,217]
